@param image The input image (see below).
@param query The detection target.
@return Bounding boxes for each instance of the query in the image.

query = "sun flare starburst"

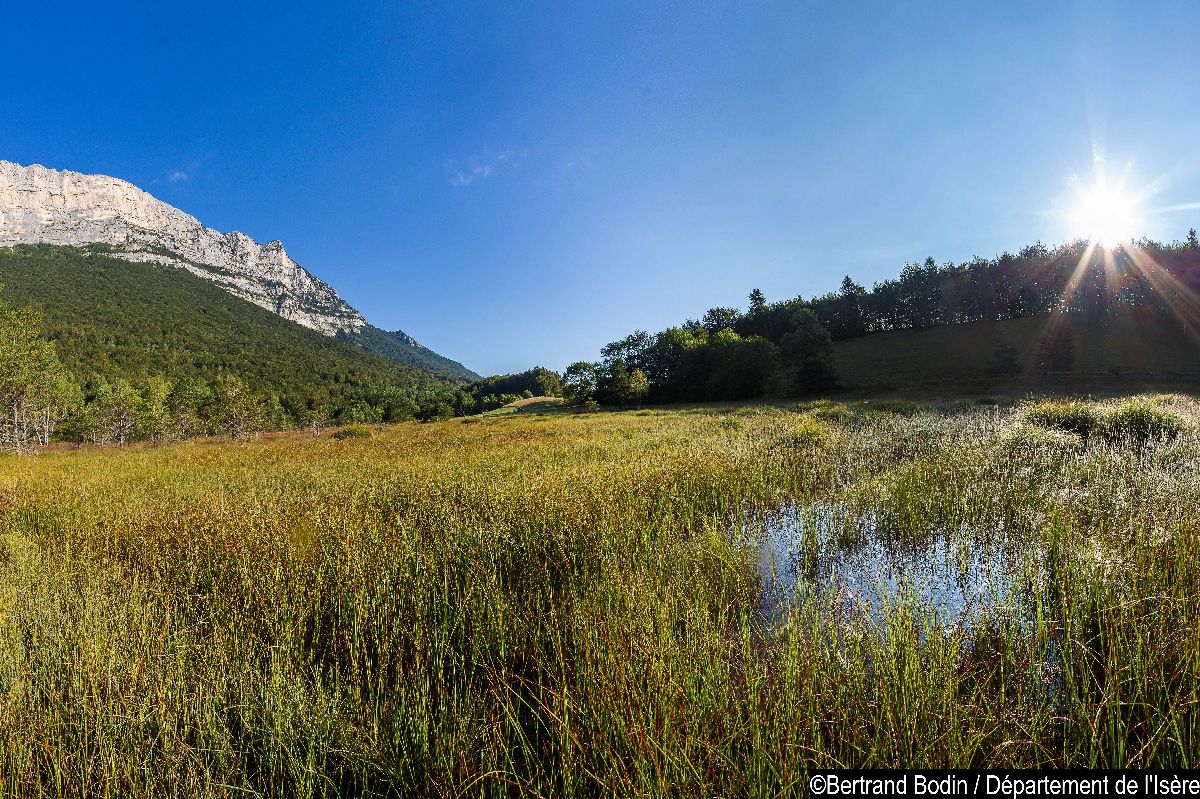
[1071,180,1139,245]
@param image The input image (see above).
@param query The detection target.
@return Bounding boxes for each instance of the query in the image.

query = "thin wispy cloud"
[1155,201,1200,213]
[447,149,524,187]
[167,170,189,183]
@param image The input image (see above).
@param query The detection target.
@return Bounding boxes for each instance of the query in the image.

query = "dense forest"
[0,245,464,445]
[0,246,574,446]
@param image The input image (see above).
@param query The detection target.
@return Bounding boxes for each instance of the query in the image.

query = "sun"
[1071,181,1139,245]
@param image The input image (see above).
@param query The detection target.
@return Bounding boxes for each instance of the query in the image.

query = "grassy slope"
[834,311,1200,393]
[0,244,453,400]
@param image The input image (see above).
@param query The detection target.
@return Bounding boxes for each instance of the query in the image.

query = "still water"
[756,504,1038,628]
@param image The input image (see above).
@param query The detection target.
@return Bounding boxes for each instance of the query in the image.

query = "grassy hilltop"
[2,396,1199,794]
[834,312,1200,394]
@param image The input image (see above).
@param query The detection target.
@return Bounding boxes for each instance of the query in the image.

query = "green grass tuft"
[1026,398,1102,439]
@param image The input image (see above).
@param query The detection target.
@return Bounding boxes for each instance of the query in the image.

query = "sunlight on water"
[756,504,1037,628]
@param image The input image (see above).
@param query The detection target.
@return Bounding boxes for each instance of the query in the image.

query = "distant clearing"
[479,395,569,416]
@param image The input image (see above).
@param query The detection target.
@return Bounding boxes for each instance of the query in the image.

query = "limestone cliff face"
[0,160,365,336]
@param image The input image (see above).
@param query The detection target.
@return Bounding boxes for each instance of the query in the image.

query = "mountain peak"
[0,159,365,336]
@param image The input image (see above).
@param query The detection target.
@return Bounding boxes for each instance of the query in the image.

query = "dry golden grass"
[1,397,1198,796]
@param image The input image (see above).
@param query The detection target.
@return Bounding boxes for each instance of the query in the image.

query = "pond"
[755,503,1041,629]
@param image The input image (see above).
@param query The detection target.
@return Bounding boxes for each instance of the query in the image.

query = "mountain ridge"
[0,159,478,380]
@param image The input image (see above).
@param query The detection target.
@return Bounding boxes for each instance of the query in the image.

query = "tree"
[373,388,419,422]
[33,369,80,447]
[627,368,650,408]
[642,327,707,401]
[700,307,742,334]
[737,296,812,341]
[459,367,565,411]
[605,360,632,408]
[836,276,868,337]
[337,399,380,425]
[562,361,600,405]
[137,375,173,442]
[85,379,143,445]
[600,331,654,372]
[704,329,780,400]
[168,378,214,438]
[211,375,263,439]
[1188,228,1199,249]
[778,309,837,393]
[532,368,563,397]
[0,298,73,453]
[261,394,291,430]
[748,288,767,314]
[300,403,331,436]
[417,399,455,421]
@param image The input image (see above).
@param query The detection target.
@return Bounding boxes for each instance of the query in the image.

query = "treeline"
[2,293,574,449]
[0,296,459,452]
[58,373,450,444]
[810,233,1200,339]
[0,251,572,447]
[14,232,1200,447]
[562,290,836,406]
[558,230,1200,407]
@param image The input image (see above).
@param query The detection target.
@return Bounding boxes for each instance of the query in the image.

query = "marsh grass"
[0,396,1198,796]
[330,424,372,440]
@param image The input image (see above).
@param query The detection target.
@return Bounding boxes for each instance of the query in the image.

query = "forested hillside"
[340,325,479,381]
[0,245,459,439]
[812,234,1200,390]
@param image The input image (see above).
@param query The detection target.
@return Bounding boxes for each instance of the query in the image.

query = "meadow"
[1,395,1198,796]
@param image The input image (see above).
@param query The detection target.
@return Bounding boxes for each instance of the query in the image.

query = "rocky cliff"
[0,160,365,336]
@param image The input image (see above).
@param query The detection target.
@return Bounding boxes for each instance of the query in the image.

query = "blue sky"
[5,1,1200,375]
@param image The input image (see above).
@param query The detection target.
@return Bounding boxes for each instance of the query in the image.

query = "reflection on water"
[757,504,1036,628]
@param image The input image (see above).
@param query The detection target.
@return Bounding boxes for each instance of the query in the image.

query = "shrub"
[331,425,371,440]
[1101,400,1187,445]
[417,401,456,422]
[785,414,832,448]
[997,422,1084,456]
[1025,399,1100,439]
[795,399,851,423]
